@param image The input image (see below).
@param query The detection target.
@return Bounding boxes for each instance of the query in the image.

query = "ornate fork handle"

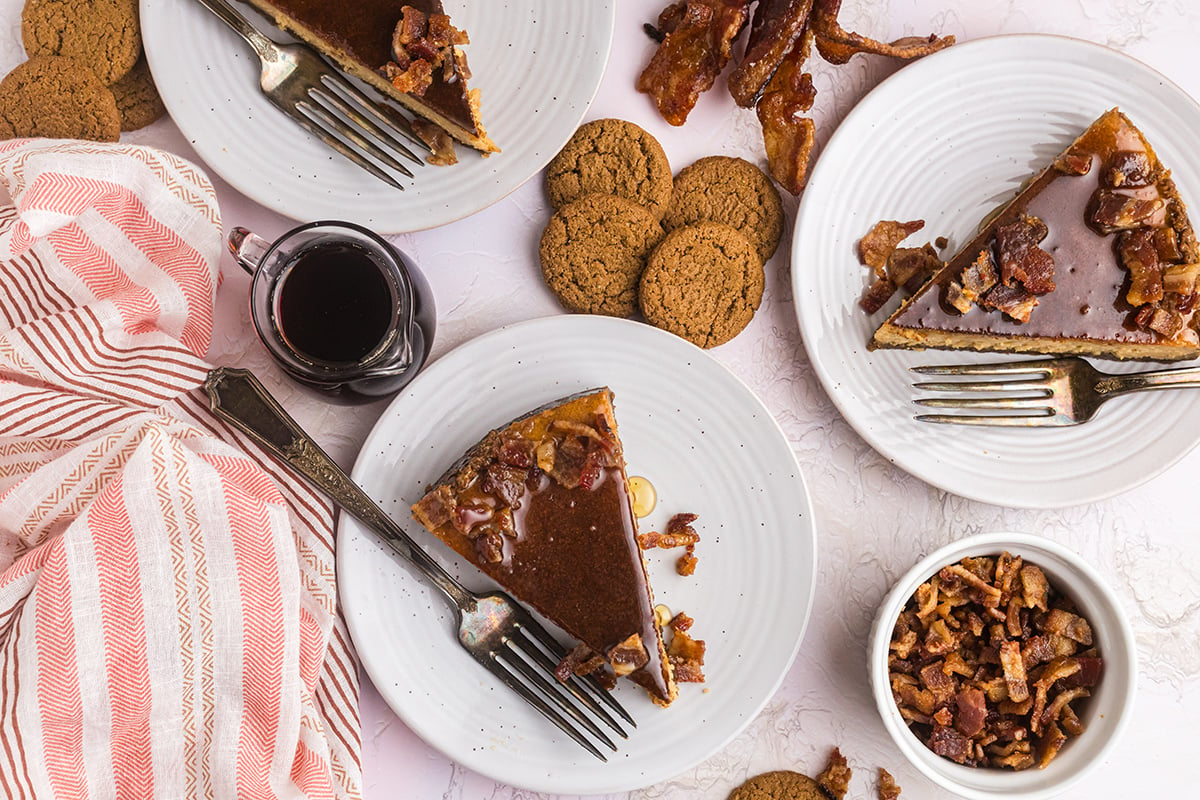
[192,0,284,64]
[203,367,473,610]
[1097,364,1200,396]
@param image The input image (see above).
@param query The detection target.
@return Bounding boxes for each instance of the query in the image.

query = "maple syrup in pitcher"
[275,241,395,364]
[231,220,435,398]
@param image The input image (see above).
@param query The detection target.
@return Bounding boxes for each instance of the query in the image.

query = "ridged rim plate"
[141,1,615,233]
[337,315,817,794]
[793,34,1200,509]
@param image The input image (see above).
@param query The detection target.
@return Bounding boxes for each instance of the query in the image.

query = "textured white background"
[2,0,1198,797]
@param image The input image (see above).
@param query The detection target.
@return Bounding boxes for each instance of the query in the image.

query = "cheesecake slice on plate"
[244,0,498,154]
[411,389,677,706]
[871,108,1200,361]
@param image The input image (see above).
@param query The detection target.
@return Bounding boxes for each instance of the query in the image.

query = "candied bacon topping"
[888,552,1103,771]
[994,215,1055,295]
[1089,189,1166,234]
[1103,150,1156,188]
[1118,227,1166,308]
[383,6,470,96]
[607,633,650,677]
[554,643,606,683]
[1053,150,1093,176]
[636,1,751,126]
[980,282,1038,323]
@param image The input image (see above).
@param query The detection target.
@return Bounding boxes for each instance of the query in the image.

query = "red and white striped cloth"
[0,139,362,799]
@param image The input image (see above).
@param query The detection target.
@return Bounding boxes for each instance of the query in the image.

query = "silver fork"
[194,0,426,190]
[911,357,1200,426]
[203,368,634,759]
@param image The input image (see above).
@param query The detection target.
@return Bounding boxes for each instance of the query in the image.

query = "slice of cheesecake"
[871,109,1200,360]
[411,389,677,706]
[244,0,498,154]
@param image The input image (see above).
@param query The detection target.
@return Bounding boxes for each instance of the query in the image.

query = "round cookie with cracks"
[540,193,666,317]
[21,0,142,86]
[0,56,121,142]
[727,770,827,800]
[545,118,673,220]
[665,155,785,263]
[639,222,764,349]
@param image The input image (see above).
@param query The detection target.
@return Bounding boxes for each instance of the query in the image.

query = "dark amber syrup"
[276,241,394,364]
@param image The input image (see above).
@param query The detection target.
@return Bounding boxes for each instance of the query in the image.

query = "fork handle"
[203,367,473,609]
[1099,364,1200,396]
[193,0,284,64]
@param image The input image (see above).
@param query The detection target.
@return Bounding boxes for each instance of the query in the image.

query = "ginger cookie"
[639,222,764,349]
[727,770,826,800]
[21,0,141,86]
[545,118,673,220]
[540,193,665,317]
[0,56,121,142]
[665,155,785,263]
[111,55,167,131]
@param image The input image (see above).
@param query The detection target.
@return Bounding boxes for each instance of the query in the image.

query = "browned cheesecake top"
[888,109,1199,349]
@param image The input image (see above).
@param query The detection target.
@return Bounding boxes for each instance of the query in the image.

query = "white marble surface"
[4,0,1199,797]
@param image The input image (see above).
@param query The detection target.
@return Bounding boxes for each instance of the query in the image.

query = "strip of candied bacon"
[637,0,751,126]
[727,0,815,106]
[755,29,818,194]
[810,0,954,65]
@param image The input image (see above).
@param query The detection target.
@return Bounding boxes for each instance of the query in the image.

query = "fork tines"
[475,610,635,761]
[295,71,427,190]
[910,360,1062,426]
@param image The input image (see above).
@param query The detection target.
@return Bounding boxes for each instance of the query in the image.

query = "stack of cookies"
[0,0,166,142]
[541,118,783,349]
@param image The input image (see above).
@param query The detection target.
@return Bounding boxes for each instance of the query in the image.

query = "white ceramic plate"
[793,34,1200,509]
[337,315,817,794]
[141,1,614,232]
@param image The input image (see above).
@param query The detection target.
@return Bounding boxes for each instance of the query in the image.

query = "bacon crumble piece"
[817,747,852,800]
[878,768,902,800]
[637,0,752,126]
[554,643,607,683]
[859,219,926,272]
[888,551,1103,771]
[665,612,707,682]
[411,118,458,166]
[858,220,944,313]
[809,0,954,65]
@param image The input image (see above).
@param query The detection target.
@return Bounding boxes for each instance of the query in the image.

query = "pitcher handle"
[228,227,272,276]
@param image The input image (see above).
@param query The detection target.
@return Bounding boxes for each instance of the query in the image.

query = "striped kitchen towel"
[0,139,362,799]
